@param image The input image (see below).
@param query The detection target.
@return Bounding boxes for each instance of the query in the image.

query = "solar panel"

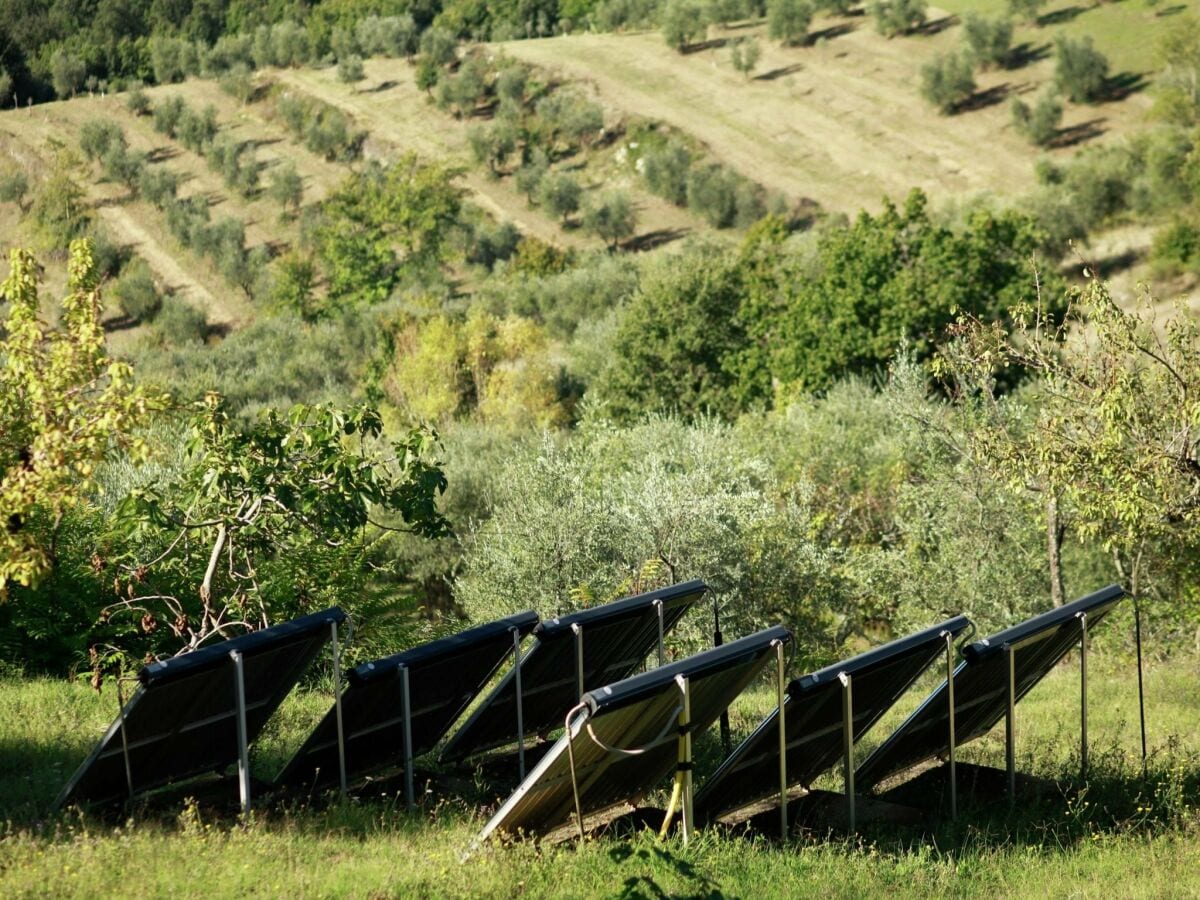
[56,608,348,809]
[694,615,970,822]
[472,625,792,843]
[855,585,1126,790]
[440,580,705,764]
[275,611,539,790]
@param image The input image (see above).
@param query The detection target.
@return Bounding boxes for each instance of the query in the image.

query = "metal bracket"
[774,640,788,839]
[653,599,665,668]
[330,619,348,797]
[1004,643,1016,806]
[230,649,251,815]
[511,626,526,781]
[571,623,585,700]
[399,665,415,811]
[1077,611,1089,777]
[675,674,694,845]
[942,629,957,821]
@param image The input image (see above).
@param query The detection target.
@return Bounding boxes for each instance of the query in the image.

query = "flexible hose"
[658,773,683,839]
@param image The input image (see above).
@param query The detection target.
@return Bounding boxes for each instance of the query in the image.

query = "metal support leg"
[714,601,732,758]
[944,631,957,822]
[116,678,135,800]
[1078,612,1089,778]
[1005,643,1016,806]
[511,626,526,781]
[231,650,251,815]
[571,623,585,699]
[330,620,347,798]
[654,600,665,668]
[839,671,855,833]
[775,641,788,839]
[676,674,694,846]
[399,665,415,811]
[1134,597,1147,774]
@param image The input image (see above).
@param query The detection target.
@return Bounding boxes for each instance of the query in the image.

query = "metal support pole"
[1078,612,1089,778]
[944,631,957,822]
[775,641,788,840]
[676,675,694,846]
[1005,643,1016,806]
[231,650,251,815]
[511,626,526,781]
[714,600,732,757]
[399,665,415,811]
[839,671,855,833]
[1134,597,1147,774]
[571,623,585,699]
[654,600,665,668]
[116,678,135,800]
[330,620,348,798]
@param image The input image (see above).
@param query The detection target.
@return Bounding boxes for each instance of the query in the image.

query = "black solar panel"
[275,611,539,789]
[473,626,792,842]
[694,616,970,821]
[855,585,1126,790]
[56,608,347,809]
[440,581,705,764]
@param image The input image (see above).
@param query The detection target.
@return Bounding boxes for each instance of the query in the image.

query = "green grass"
[935,0,1191,75]
[2,654,1198,897]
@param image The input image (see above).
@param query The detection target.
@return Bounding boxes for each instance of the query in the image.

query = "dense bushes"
[275,94,366,162]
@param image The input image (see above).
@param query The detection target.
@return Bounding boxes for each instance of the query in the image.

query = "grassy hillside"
[499,1,1163,216]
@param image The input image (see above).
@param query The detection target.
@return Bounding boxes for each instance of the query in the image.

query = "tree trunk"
[1047,493,1065,606]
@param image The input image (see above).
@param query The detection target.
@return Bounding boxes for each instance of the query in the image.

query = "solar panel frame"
[275,610,540,789]
[854,585,1126,790]
[56,607,347,809]
[694,615,971,822]
[440,580,706,763]
[472,626,792,843]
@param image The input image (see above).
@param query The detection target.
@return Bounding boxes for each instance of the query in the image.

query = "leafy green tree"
[51,49,87,98]
[583,190,638,249]
[920,51,977,114]
[597,246,747,420]
[537,172,583,223]
[419,27,458,68]
[1152,13,1200,126]
[107,397,448,654]
[0,242,159,597]
[125,82,151,116]
[1054,34,1110,103]
[962,13,1013,69]
[515,148,550,201]
[936,277,1200,601]
[468,122,518,176]
[220,63,256,104]
[768,0,813,46]
[0,68,12,107]
[270,250,320,319]
[687,163,739,227]
[102,145,148,196]
[731,37,762,77]
[268,162,304,219]
[661,0,707,52]
[741,190,1065,396]
[153,96,186,137]
[870,0,927,37]
[1011,88,1062,146]
[642,139,693,205]
[28,146,91,253]
[112,259,163,322]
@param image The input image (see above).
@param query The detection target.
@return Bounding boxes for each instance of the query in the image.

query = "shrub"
[1006,0,1045,24]
[468,122,518,175]
[79,120,126,162]
[0,68,11,107]
[768,0,813,45]
[88,228,128,279]
[734,179,767,227]
[152,96,186,137]
[582,190,637,249]
[270,251,320,319]
[661,0,707,52]
[496,65,528,105]
[112,260,163,322]
[687,164,739,227]
[355,15,419,57]
[177,105,219,152]
[125,83,150,115]
[0,171,28,208]
[268,163,304,218]
[338,54,366,84]
[419,27,458,68]
[920,51,977,114]
[730,37,761,77]
[515,148,550,201]
[155,298,209,345]
[219,63,255,104]
[102,146,147,194]
[465,219,522,269]
[138,167,179,206]
[1011,89,1062,146]
[962,13,1013,69]
[50,49,86,98]
[641,139,693,205]
[536,172,583,223]
[870,0,927,37]
[1150,218,1200,274]
[1054,34,1110,103]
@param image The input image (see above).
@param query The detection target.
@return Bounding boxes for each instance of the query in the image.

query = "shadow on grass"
[1006,42,1051,70]
[1037,5,1087,26]
[1047,118,1107,148]
[956,84,1011,113]
[754,63,805,82]
[625,228,690,252]
[1102,72,1149,102]
[1156,4,1187,16]
[808,22,856,43]
[912,15,957,37]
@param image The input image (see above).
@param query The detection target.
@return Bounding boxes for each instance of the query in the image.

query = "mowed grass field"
[2,647,1197,898]
[500,0,1171,216]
